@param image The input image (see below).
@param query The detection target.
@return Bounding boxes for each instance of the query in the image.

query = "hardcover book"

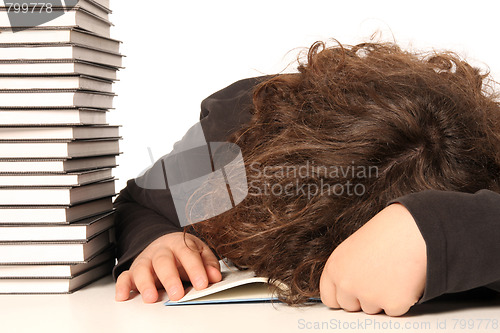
[0,44,122,68]
[0,246,114,278]
[0,89,115,108]
[0,7,112,37]
[0,179,116,205]
[53,0,111,21]
[0,156,117,173]
[0,211,114,242]
[0,168,113,186]
[0,197,113,224]
[0,228,113,264]
[0,28,120,53]
[0,126,119,140]
[0,60,118,80]
[0,75,113,92]
[0,139,120,159]
[0,258,115,293]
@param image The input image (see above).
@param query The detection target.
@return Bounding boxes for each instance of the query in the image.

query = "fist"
[319,203,427,316]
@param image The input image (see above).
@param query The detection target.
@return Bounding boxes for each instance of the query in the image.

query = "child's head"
[192,40,500,304]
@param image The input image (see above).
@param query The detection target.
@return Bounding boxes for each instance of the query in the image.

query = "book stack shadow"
[0,0,120,294]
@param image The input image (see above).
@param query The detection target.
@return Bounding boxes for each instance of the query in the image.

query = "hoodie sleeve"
[390,189,500,303]
[112,76,267,279]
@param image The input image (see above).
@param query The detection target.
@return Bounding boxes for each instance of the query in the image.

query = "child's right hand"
[115,232,222,303]
[319,203,426,316]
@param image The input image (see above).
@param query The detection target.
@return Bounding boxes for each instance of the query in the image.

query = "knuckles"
[130,256,151,270]
[151,253,172,266]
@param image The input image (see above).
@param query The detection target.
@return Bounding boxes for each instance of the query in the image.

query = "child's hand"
[115,232,222,303]
[319,203,427,316]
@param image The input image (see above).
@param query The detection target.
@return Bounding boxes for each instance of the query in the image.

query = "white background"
[109,0,500,191]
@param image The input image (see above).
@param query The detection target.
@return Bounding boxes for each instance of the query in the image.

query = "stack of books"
[0,0,120,294]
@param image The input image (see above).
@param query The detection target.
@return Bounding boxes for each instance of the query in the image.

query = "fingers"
[114,233,223,304]
[359,298,383,315]
[320,269,376,314]
[205,264,222,283]
[335,288,361,312]
[173,241,221,285]
[380,293,416,316]
[152,251,185,301]
[322,283,382,315]
[383,303,412,317]
[198,244,222,283]
[198,242,220,269]
[319,271,341,309]
[131,258,159,303]
[174,240,210,290]
[115,270,135,301]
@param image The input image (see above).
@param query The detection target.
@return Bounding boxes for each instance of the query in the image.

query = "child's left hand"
[319,203,427,316]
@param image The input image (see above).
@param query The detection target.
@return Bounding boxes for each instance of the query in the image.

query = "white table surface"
[1,275,499,333]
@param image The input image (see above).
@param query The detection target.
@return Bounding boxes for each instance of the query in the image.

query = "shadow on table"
[405,288,500,317]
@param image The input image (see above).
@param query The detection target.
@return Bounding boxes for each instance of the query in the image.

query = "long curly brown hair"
[191,40,500,304]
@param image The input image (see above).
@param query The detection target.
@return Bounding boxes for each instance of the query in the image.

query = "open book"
[164,262,321,306]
